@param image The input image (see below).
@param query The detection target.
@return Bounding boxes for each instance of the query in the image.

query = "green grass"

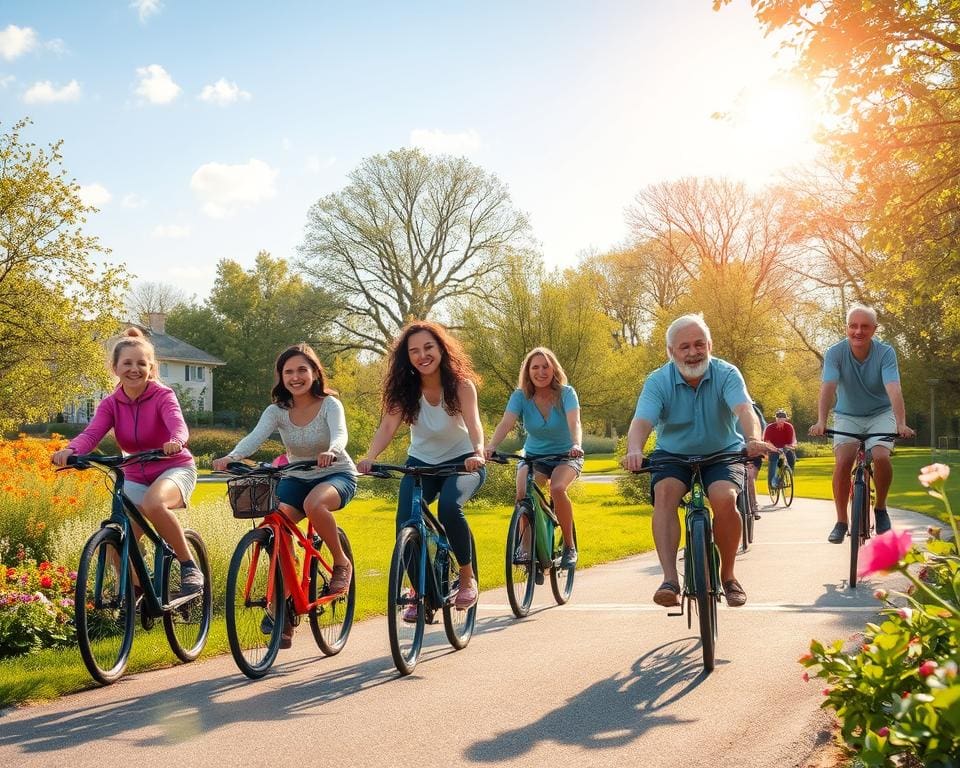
[0,479,653,707]
[582,453,618,474]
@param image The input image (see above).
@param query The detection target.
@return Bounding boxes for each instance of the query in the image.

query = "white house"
[63,313,226,423]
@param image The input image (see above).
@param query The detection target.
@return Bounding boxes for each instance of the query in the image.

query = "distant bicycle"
[767,449,795,507]
[64,450,212,685]
[490,452,577,618]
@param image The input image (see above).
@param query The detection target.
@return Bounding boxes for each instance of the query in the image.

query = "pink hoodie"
[68,381,195,486]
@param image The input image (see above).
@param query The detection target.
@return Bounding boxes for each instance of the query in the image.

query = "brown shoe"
[723,579,747,607]
[329,563,352,596]
[653,581,681,607]
[279,618,294,649]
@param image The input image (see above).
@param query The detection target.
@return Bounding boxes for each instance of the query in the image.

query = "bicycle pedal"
[534,570,545,585]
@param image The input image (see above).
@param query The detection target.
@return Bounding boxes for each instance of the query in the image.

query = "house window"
[85,399,95,421]
[184,365,192,381]
[195,366,205,381]
[184,365,205,382]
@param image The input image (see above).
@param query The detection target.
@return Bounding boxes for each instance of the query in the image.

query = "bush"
[795,441,834,459]
[0,553,76,657]
[184,427,284,469]
[614,435,652,504]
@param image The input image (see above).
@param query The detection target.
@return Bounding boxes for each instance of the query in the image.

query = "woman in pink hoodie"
[52,328,203,593]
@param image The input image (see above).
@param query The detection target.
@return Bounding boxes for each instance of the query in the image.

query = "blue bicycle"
[369,462,479,675]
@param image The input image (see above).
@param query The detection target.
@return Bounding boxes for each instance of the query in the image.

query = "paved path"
[0,498,929,768]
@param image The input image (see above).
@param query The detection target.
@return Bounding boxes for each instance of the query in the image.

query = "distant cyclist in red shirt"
[763,409,797,490]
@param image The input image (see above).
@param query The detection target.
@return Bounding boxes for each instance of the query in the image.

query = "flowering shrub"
[0,549,76,657]
[801,463,960,766]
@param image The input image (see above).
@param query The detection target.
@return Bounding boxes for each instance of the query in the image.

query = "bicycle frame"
[396,473,454,612]
[673,469,720,619]
[498,453,565,566]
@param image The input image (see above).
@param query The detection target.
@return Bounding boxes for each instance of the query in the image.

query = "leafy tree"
[167,251,339,421]
[299,148,532,354]
[0,119,127,431]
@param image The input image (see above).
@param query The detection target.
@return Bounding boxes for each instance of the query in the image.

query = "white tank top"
[408,395,475,464]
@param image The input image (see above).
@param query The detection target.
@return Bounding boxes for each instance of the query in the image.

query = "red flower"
[878,727,890,737]
[857,529,912,578]
[40,575,53,589]
[919,660,937,678]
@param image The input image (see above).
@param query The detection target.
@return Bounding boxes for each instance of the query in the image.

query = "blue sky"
[0,1,818,300]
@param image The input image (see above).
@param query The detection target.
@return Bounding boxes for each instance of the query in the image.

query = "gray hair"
[666,313,712,348]
[846,304,878,326]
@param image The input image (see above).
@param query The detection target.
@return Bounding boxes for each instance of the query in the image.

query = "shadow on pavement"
[465,637,713,762]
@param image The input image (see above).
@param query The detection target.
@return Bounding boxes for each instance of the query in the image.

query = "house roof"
[134,326,227,366]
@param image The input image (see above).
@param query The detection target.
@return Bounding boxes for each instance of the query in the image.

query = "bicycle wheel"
[689,515,716,672]
[75,527,136,684]
[162,529,213,662]
[309,527,356,656]
[782,466,795,507]
[226,528,284,678]
[737,492,750,553]
[505,501,536,618]
[768,470,781,505]
[550,519,577,605]
[849,481,867,588]
[387,527,424,675]
[443,531,478,649]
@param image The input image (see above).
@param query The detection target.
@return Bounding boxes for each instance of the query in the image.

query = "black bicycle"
[490,452,577,618]
[633,451,750,672]
[63,450,212,684]
[767,449,795,507]
[369,463,479,676]
[823,429,898,588]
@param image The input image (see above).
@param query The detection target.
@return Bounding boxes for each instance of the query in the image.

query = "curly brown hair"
[271,343,336,409]
[382,320,478,424]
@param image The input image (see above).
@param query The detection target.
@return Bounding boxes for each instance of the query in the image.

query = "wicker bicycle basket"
[227,475,276,519]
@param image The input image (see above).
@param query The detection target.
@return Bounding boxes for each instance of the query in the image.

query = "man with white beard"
[622,314,770,608]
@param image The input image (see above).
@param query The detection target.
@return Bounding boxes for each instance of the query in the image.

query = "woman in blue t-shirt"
[485,347,583,567]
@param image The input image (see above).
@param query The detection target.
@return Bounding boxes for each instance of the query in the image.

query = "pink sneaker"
[454,579,478,610]
[401,588,419,623]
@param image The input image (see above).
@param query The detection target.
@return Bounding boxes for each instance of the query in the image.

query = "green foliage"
[614,434,652,503]
[0,556,76,657]
[181,427,284,468]
[0,118,128,431]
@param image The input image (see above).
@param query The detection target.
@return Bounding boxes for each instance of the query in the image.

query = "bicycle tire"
[737,491,750,553]
[768,470,781,506]
[162,529,213,662]
[75,527,136,685]
[849,480,867,588]
[782,467,795,507]
[689,515,716,672]
[443,530,478,649]
[387,527,424,675]
[226,528,284,678]
[309,527,356,656]
[550,519,577,605]
[505,501,536,618]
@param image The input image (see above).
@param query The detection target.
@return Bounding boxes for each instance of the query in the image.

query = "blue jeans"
[767,449,796,486]
[396,453,486,567]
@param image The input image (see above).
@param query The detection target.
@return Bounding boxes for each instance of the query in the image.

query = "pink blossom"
[878,727,890,737]
[919,660,937,678]
[798,652,813,663]
[919,463,950,487]
[857,529,912,578]
[874,589,888,601]
[822,688,831,696]
[899,607,914,621]
[802,672,809,682]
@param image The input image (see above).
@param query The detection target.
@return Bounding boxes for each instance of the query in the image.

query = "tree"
[167,251,339,421]
[298,148,532,354]
[0,119,127,431]
[126,281,187,325]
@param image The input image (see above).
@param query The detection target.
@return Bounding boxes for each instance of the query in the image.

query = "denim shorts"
[649,450,745,496]
[528,456,584,478]
[277,472,357,511]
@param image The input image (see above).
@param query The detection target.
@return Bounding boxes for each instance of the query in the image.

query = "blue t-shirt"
[633,358,751,455]
[507,385,579,455]
[822,339,899,417]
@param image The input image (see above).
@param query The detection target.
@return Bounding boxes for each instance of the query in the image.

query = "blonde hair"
[518,347,568,399]
[110,328,159,381]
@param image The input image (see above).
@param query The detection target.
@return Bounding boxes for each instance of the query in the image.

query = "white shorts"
[833,411,896,452]
[124,466,198,509]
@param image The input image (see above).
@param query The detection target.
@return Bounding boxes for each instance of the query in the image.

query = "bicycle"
[632,451,750,672]
[767,449,795,507]
[63,450,212,685]
[489,452,577,618]
[737,474,756,553]
[368,462,479,676]
[822,429,898,589]
[220,460,356,679]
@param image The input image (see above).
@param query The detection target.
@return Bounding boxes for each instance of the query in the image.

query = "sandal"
[653,580,681,607]
[723,579,747,607]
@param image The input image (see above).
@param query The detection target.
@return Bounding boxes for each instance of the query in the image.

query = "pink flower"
[919,463,950,487]
[802,672,810,682]
[878,727,890,737]
[857,529,912,578]
[874,589,888,601]
[822,688,831,696]
[798,652,813,663]
[919,660,937,678]
[899,607,914,621]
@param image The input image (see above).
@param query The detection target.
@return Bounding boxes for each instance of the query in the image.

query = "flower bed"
[0,549,76,657]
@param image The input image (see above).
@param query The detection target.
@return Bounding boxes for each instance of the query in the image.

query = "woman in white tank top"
[357,321,486,611]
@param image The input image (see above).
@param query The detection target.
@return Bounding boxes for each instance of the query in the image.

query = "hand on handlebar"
[897,423,916,438]
[356,458,374,474]
[483,444,497,460]
[621,451,645,472]
[569,444,584,458]
[51,448,75,467]
[316,451,336,468]
[808,421,826,437]
[464,454,485,472]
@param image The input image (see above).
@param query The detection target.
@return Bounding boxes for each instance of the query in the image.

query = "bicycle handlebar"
[489,451,574,465]
[215,458,320,477]
[822,429,899,441]
[366,462,469,479]
[65,449,168,469]
[627,450,751,474]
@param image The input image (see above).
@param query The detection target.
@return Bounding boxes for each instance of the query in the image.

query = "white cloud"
[198,78,251,106]
[78,183,111,207]
[131,0,163,23]
[305,154,336,174]
[190,158,278,218]
[0,25,37,61]
[0,75,14,89]
[45,38,67,55]
[151,224,190,239]
[134,64,180,105]
[121,193,147,209]
[23,79,81,104]
[409,128,481,155]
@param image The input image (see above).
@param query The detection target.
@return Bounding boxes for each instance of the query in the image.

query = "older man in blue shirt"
[623,314,770,608]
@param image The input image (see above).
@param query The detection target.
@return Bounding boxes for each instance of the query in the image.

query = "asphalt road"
[0,496,928,768]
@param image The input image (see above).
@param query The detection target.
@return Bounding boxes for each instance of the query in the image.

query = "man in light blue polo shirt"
[622,314,770,608]
[809,305,915,543]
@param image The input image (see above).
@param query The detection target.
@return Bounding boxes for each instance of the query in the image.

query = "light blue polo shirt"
[507,385,579,455]
[822,339,899,417]
[633,358,750,455]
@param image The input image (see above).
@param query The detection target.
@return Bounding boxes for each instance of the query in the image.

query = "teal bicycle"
[491,452,577,618]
